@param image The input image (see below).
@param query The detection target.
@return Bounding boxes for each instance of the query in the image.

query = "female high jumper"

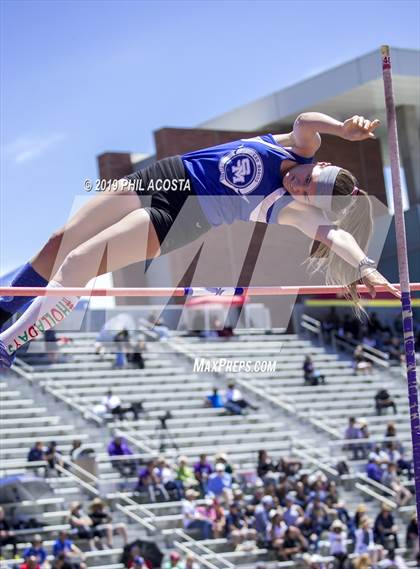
[0,112,400,368]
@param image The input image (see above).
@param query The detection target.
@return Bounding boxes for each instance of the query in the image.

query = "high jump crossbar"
[0,284,419,297]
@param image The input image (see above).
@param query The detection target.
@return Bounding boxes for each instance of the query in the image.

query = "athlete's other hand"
[360,268,401,299]
[341,116,380,141]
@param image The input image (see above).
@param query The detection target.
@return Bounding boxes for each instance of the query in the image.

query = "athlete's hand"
[360,268,401,299]
[341,116,380,141]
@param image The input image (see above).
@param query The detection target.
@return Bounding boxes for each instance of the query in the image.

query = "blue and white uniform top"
[181,134,314,226]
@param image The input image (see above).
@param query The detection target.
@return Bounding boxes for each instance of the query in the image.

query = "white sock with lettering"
[0,281,80,356]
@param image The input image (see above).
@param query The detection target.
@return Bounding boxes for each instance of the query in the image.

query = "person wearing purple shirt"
[194,454,213,494]
[107,435,133,456]
[366,456,383,483]
[107,435,136,476]
[344,417,364,460]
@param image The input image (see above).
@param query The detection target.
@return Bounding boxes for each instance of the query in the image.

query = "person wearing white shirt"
[328,520,348,569]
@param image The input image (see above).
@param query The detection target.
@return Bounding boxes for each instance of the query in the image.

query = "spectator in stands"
[374,505,399,550]
[184,553,200,569]
[328,519,348,569]
[68,501,97,550]
[283,494,304,526]
[254,494,275,541]
[383,441,412,480]
[176,456,199,490]
[225,501,256,550]
[358,420,373,458]
[52,530,86,568]
[382,462,412,507]
[276,526,308,561]
[69,440,82,460]
[107,434,137,476]
[113,328,130,368]
[298,515,319,552]
[0,505,18,559]
[204,498,226,539]
[354,517,381,564]
[353,345,373,375]
[266,510,287,556]
[257,450,277,481]
[88,497,128,547]
[353,504,367,531]
[374,389,397,415]
[45,441,64,474]
[20,556,41,569]
[23,535,50,569]
[224,383,258,414]
[136,459,169,502]
[305,498,330,536]
[382,462,412,506]
[182,489,213,539]
[156,456,184,500]
[214,452,234,475]
[207,463,233,504]
[344,417,365,460]
[127,337,146,369]
[193,454,213,495]
[102,389,144,421]
[303,355,325,385]
[204,387,224,409]
[27,441,45,462]
[163,551,183,569]
[405,512,418,559]
[366,455,383,483]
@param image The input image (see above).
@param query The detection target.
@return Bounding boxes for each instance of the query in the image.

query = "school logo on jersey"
[219,146,264,194]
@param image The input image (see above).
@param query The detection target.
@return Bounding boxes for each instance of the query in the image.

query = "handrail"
[174,539,225,569]
[292,446,339,478]
[115,502,156,533]
[332,332,390,368]
[301,314,323,345]
[171,528,235,569]
[356,473,397,497]
[55,464,99,496]
[355,482,398,509]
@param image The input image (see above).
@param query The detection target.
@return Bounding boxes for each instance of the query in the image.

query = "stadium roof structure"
[198,47,420,131]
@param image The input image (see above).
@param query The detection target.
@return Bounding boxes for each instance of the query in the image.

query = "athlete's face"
[283,162,332,206]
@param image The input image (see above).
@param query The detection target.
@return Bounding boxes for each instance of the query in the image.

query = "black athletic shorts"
[124,155,211,255]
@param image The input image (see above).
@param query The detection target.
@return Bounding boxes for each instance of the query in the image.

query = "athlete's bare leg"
[30,180,142,280]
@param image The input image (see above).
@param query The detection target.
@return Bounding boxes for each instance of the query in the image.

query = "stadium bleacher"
[0,324,418,568]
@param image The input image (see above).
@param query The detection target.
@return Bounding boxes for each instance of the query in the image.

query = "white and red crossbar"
[0,284,419,297]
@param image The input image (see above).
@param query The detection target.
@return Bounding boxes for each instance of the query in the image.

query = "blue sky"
[1,0,420,275]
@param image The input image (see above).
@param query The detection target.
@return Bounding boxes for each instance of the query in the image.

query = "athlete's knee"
[115,178,135,195]
[42,228,65,257]
[57,246,98,285]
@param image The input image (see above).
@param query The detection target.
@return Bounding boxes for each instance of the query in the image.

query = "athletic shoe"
[0,340,15,368]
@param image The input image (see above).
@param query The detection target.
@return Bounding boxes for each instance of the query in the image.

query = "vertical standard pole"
[381,45,420,535]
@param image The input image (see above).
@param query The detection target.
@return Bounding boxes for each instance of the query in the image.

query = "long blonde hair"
[305,169,373,318]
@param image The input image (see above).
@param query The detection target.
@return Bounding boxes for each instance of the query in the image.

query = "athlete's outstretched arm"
[273,112,380,157]
[277,206,400,298]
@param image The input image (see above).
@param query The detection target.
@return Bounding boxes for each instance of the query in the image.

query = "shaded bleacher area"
[1,324,419,568]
